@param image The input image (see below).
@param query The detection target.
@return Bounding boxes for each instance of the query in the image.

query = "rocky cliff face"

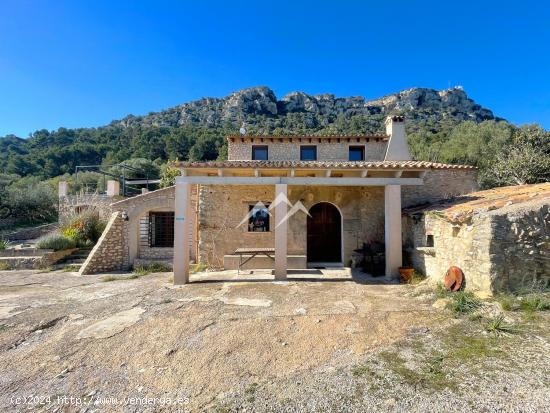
[117,86,495,130]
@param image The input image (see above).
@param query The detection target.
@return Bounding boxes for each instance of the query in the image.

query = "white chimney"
[384,116,411,161]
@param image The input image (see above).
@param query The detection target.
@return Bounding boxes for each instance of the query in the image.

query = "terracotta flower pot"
[399,267,415,283]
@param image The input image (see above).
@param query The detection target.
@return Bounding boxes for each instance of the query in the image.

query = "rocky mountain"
[116,86,496,132]
[0,85,506,180]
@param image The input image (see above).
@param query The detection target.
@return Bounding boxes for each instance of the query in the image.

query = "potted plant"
[398,267,415,283]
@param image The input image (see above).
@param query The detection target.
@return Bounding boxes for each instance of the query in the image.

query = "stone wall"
[79,186,199,274]
[0,248,77,270]
[488,200,549,291]
[110,186,192,267]
[198,185,385,268]
[402,169,478,207]
[59,194,123,223]
[228,140,387,161]
[79,212,127,275]
[404,213,493,292]
[4,223,59,241]
[138,246,174,259]
[404,198,549,294]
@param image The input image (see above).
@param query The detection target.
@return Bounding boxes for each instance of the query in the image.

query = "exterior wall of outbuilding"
[404,198,550,294]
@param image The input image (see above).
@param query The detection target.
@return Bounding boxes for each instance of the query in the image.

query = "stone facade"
[79,186,198,274]
[79,212,128,274]
[58,193,122,223]
[488,200,549,291]
[198,184,385,268]
[228,139,387,161]
[402,170,478,207]
[404,195,549,294]
[0,248,77,270]
[78,118,483,277]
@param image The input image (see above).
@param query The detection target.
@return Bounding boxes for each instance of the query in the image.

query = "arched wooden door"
[307,202,342,262]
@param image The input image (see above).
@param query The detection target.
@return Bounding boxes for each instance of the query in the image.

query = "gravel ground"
[0,269,548,412]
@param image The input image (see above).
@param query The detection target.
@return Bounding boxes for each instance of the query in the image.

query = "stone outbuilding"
[403,183,550,294]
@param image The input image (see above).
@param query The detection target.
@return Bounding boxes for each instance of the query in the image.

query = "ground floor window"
[248,203,270,232]
[149,211,174,247]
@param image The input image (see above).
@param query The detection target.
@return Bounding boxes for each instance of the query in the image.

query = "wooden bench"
[234,247,275,274]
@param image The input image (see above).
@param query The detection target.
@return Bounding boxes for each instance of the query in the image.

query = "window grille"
[148,212,175,247]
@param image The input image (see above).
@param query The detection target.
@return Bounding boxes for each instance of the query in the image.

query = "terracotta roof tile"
[403,183,550,222]
[226,134,388,140]
[175,160,476,170]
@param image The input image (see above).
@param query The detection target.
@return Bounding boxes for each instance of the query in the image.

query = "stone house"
[79,116,481,286]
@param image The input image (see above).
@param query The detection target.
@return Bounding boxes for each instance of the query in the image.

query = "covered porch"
[172,161,433,285]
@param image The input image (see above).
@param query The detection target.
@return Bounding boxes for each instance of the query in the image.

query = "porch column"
[384,184,402,279]
[274,184,288,280]
[173,181,191,285]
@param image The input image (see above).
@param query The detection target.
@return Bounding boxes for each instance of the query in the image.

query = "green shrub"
[190,263,207,273]
[36,233,76,251]
[133,262,172,276]
[4,181,57,223]
[497,294,518,311]
[497,291,549,313]
[446,291,482,316]
[485,314,520,335]
[0,238,10,250]
[159,164,181,188]
[520,295,550,312]
[0,261,12,270]
[61,211,106,245]
[435,283,450,298]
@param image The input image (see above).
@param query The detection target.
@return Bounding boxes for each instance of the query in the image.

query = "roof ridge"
[175,160,476,170]
[226,134,388,139]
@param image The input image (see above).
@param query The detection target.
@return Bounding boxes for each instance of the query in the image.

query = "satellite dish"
[239,122,246,135]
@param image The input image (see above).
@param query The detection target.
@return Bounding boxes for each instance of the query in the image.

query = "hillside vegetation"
[1,87,548,229]
[0,86,500,178]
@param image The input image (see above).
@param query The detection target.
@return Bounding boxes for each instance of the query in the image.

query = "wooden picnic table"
[234,247,275,274]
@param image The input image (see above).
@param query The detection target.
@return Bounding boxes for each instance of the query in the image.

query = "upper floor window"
[252,145,268,160]
[300,145,317,161]
[349,146,365,161]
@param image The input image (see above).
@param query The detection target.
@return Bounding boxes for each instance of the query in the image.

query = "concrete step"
[56,247,92,265]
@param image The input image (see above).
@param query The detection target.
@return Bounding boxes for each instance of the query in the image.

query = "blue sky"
[0,0,549,137]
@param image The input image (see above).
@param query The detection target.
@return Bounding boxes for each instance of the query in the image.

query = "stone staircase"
[57,246,94,271]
